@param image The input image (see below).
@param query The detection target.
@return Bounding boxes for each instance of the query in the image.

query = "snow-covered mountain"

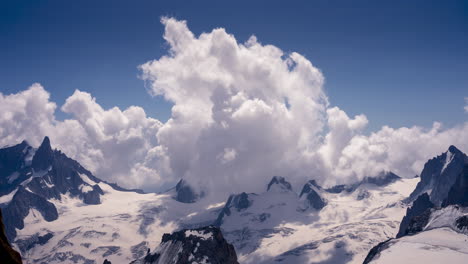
[3,137,467,264]
[214,174,417,263]
[365,148,468,264]
[0,138,224,263]
[408,145,468,206]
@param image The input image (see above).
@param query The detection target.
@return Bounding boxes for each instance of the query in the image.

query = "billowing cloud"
[140,17,329,194]
[0,85,169,191]
[140,18,468,195]
[1,18,467,195]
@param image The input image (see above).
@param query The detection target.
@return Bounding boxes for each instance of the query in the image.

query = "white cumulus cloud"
[1,18,467,196]
[0,85,169,191]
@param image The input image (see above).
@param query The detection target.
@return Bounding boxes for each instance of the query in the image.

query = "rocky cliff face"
[131,226,238,264]
[365,146,468,263]
[408,145,467,206]
[443,164,468,207]
[396,146,468,239]
[0,209,22,264]
[396,193,434,238]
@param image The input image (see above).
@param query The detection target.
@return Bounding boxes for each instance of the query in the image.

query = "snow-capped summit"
[299,180,326,210]
[409,145,468,206]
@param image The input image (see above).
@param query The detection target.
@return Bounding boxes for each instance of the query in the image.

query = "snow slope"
[10,175,418,264]
[14,178,225,264]
[218,177,418,264]
[370,228,468,264]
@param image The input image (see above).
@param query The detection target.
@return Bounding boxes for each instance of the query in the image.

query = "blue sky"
[1,0,467,132]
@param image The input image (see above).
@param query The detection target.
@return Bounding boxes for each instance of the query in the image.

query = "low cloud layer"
[1,18,467,195]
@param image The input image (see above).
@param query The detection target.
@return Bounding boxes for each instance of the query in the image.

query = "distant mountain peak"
[267,176,292,192]
[299,180,326,210]
[32,136,54,171]
[448,145,463,155]
[174,179,203,203]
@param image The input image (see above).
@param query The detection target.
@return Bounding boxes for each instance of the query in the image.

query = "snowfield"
[11,176,419,264]
[370,228,468,264]
[14,179,223,264]
[219,178,419,264]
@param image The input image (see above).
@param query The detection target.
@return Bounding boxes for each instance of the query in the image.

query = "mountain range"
[0,137,467,263]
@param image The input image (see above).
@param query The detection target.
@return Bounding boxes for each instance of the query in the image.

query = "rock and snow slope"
[5,138,465,264]
[365,147,468,264]
[0,138,225,263]
[365,206,468,264]
[215,175,418,263]
[131,226,238,264]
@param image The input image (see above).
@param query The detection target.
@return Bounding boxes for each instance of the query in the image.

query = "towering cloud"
[1,18,467,194]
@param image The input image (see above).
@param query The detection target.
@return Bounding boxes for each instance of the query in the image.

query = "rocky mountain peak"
[131,226,238,264]
[32,136,54,171]
[174,179,203,203]
[448,145,463,155]
[408,145,467,206]
[267,176,292,192]
[299,180,326,210]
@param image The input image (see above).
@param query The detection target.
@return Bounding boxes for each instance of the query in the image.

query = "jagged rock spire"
[32,136,54,171]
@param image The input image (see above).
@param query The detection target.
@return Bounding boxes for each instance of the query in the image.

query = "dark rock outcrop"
[361,171,401,186]
[131,226,238,264]
[403,208,433,236]
[15,232,54,252]
[3,186,58,241]
[325,171,400,194]
[174,179,202,203]
[300,180,326,210]
[443,164,468,207]
[455,215,468,231]
[0,141,34,196]
[214,192,253,226]
[362,239,393,264]
[0,209,22,264]
[82,185,104,205]
[396,193,434,238]
[267,176,292,192]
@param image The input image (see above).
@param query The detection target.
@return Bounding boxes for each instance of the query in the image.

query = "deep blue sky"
[1,0,467,132]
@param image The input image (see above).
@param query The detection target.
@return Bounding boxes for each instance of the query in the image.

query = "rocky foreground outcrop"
[131,226,238,264]
[0,209,22,264]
